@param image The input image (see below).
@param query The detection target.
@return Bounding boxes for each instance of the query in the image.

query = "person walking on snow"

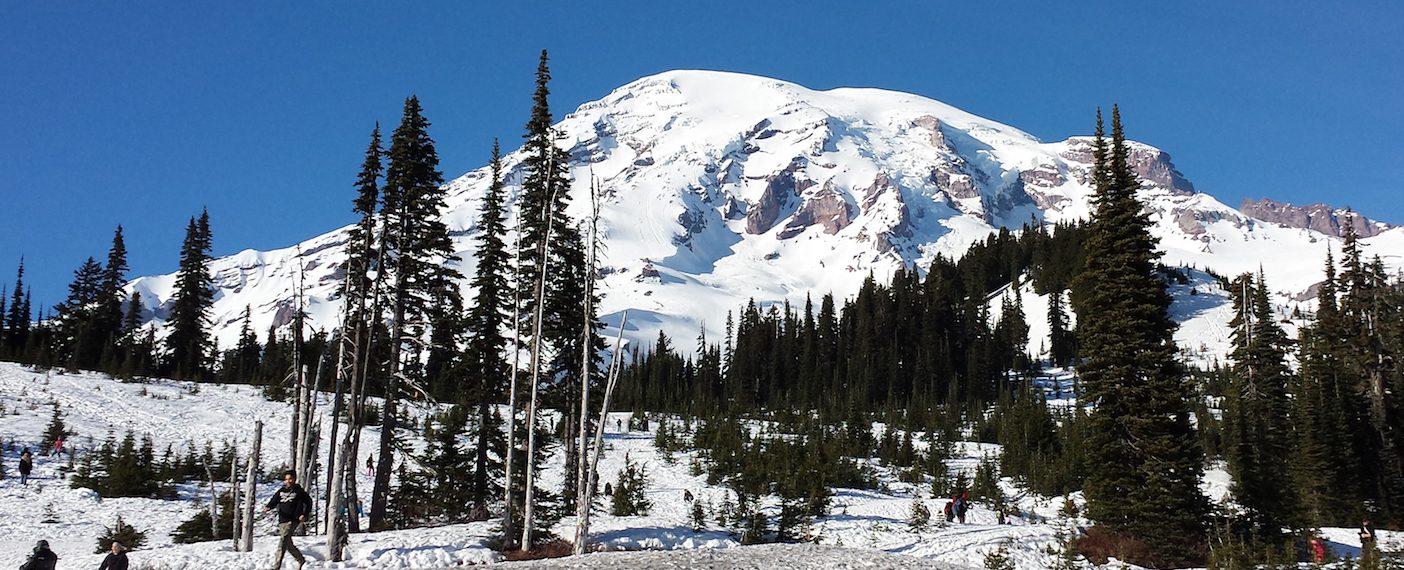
[99,541,129,570]
[19,447,33,485]
[19,539,58,570]
[263,470,313,569]
[52,436,64,457]
[366,455,374,477]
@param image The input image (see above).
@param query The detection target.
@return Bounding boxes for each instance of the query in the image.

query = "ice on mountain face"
[123,70,1404,361]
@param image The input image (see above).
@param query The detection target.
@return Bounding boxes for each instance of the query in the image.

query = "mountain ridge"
[125,70,1404,359]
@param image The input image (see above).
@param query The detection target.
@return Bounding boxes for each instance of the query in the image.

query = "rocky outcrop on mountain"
[122,70,1404,360]
[780,183,853,239]
[1240,198,1391,238]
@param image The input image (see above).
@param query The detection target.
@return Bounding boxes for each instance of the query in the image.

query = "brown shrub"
[1076,526,1152,566]
[503,539,574,561]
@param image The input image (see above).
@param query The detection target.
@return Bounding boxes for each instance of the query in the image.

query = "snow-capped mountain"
[126,70,1404,359]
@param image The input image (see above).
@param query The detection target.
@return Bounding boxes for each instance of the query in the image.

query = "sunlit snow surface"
[4,363,1399,569]
[121,70,1404,366]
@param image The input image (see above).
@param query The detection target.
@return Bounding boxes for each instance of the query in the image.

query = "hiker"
[683,489,694,502]
[99,541,129,570]
[616,418,623,432]
[19,447,33,485]
[1360,519,1377,546]
[19,539,58,570]
[263,470,313,569]
[52,436,64,457]
[956,492,968,524]
[943,498,954,523]
[366,455,374,477]
[1309,536,1326,564]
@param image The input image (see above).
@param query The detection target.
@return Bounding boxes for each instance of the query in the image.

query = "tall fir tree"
[1069,107,1207,565]
[53,256,105,368]
[464,140,512,513]
[164,210,215,380]
[96,225,130,361]
[1222,271,1297,541]
[5,258,30,354]
[369,95,461,530]
[512,49,598,524]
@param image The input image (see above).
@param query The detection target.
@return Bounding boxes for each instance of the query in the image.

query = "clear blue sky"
[2,1,1400,309]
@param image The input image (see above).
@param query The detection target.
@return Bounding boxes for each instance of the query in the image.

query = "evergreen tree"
[370,95,461,530]
[95,225,129,366]
[52,256,106,368]
[218,306,262,383]
[1222,271,1297,542]
[95,515,147,553]
[5,258,30,354]
[463,140,511,514]
[1047,287,1075,367]
[1069,107,1207,565]
[164,210,215,380]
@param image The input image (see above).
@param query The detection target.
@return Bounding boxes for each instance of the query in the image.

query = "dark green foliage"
[39,403,68,451]
[171,491,235,543]
[390,406,478,526]
[619,220,1087,422]
[4,258,31,355]
[610,453,652,516]
[96,515,147,553]
[512,51,604,503]
[371,94,462,529]
[463,141,511,515]
[908,497,932,531]
[1291,223,1404,527]
[1222,271,1298,542]
[1069,108,1206,566]
[164,210,215,380]
[69,430,188,498]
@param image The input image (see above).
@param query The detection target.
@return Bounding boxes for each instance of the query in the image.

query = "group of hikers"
[943,491,971,524]
[18,541,126,570]
[19,469,314,570]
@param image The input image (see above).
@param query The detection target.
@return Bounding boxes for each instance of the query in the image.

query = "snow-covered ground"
[1,362,1397,569]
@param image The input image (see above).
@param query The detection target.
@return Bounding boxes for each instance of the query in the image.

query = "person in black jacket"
[263,470,312,569]
[19,447,33,485]
[99,541,129,570]
[19,539,58,570]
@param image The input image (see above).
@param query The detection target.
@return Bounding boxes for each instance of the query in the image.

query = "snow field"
[2,362,1399,569]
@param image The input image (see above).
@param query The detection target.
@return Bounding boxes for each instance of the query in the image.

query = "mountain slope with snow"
[126,70,1404,357]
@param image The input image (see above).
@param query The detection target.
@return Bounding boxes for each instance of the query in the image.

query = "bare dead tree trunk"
[579,311,628,554]
[573,179,601,555]
[230,449,240,550]
[205,462,218,539]
[371,212,412,530]
[521,187,558,550]
[241,420,263,552]
[502,218,526,549]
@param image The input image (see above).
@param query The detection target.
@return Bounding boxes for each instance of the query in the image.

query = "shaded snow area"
[2,362,1399,569]
[488,544,969,569]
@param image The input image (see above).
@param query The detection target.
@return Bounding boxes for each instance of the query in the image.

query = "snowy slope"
[123,70,1404,360]
[2,363,1399,569]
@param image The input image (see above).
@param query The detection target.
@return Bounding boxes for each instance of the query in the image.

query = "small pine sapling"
[908,496,931,532]
[96,515,147,553]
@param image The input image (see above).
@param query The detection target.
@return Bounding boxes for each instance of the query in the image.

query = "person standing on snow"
[263,470,313,569]
[955,492,968,524]
[98,541,129,570]
[19,447,33,485]
[366,455,374,477]
[19,539,58,570]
